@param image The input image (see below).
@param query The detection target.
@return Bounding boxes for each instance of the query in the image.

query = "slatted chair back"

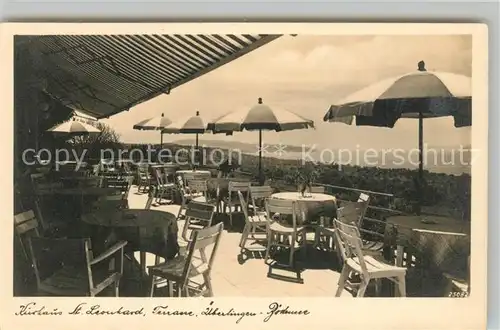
[182,201,216,242]
[208,177,228,199]
[337,201,369,227]
[334,218,369,277]
[356,192,371,221]
[28,236,126,296]
[249,185,273,212]
[28,237,90,292]
[265,197,299,230]
[182,222,224,288]
[91,193,128,212]
[228,181,250,207]
[30,173,45,184]
[187,179,208,198]
[102,177,130,198]
[182,171,210,187]
[14,210,41,260]
[163,165,178,184]
[228,181,251,193]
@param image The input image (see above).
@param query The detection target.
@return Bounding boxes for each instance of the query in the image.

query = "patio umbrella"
[208,97,314,181]
[323,61,472,214]
[47,117,101,137]
[133,113,172,148]
[162,111,207,149]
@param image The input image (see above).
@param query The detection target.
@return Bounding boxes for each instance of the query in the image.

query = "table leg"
[396,245,404,267]
[140,251,146,275]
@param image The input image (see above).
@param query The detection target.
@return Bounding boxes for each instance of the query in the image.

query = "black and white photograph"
[4,22,488,328]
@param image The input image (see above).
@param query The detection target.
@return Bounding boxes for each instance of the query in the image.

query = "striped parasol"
[133,113,172,147]
[208,97,314,182]
[323,61,472,214]
[162,111,208,149]
[47,117,101,137]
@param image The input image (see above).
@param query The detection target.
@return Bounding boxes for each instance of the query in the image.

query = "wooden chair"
[181,201,216,246]
[30,178,67,236]
[93,193,129,211]
[334,219,407,297]
[223,181,251,227]
[148,222,224,297]
[28,236,127,296]
[238,191,269,251]
[152,167,175,204]
[182,171,211,186]
[14,210,41,262]
[186,179,209,201]
[136,164,151,193]
[101,177,129,199]
[314,200,366,252]
[249,185,273,215]
[264,198,307,268]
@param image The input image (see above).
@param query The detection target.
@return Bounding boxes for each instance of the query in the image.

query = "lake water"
[254,149,472,176]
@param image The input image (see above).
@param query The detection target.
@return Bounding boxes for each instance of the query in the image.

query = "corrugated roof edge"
[100,34,283,119]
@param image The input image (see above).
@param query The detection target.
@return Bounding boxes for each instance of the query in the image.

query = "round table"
[386,215,470,268]
[82,208,179,265]
[387,215,470,241]
[270,192,337,225]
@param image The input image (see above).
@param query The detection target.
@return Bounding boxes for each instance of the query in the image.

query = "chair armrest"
[90,240,128,265]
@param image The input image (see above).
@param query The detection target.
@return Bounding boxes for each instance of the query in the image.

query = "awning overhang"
[16,34,281,119]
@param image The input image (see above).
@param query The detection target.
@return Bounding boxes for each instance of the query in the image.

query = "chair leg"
[301,232,307,260]
[396,275,406,297]
[289,236,295,267]
[335,265,349,297]
[375,278,382,297]
[148,276,155,297]
[168,280,174,297]
[357,278,370,297]
[228,203,233,227]
[264,232,274,263]
[203,273,214,297]
[114,279,120,297]
[239,224,250,249]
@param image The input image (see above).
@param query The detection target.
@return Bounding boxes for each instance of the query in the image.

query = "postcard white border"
[0,23,488,330]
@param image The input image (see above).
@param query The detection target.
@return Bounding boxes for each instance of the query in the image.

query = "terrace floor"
[126,186,352,297]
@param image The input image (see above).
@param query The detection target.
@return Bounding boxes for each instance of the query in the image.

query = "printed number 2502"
[448,291,469,298]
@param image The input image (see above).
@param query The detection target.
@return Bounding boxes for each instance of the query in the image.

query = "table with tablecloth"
[385,215,470,293]
[270,192,337,225]
[81,208,179,261]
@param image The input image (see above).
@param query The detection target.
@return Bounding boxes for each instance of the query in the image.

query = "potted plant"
[296,163,318,197]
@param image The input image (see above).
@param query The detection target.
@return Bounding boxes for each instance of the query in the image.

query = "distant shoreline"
[122,142,471,176]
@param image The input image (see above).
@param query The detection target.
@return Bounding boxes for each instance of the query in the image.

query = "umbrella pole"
[195,133,199,170]
[417,110,424,215]
[258,129,262,183]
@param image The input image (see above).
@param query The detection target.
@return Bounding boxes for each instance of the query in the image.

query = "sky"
[102,34,472,151]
